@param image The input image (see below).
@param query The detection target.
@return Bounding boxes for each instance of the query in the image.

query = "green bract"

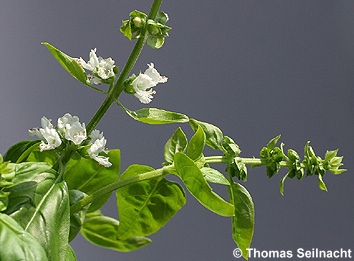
[120,10,148,40]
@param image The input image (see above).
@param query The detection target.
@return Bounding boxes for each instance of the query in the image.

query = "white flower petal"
[58,113,80,131]
[65,122,87,145]
[144,63,168,84]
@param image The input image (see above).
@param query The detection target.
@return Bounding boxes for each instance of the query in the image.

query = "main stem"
[86,0,163,134]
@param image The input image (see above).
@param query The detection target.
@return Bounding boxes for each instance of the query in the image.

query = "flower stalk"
[86,0,163,134]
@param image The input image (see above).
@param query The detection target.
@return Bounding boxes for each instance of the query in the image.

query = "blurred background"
[1,0,353,260]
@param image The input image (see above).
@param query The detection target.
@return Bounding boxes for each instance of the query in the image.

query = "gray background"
[1,0,353,260]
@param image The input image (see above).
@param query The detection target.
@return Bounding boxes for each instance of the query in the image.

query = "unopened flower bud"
[133,17,143,28]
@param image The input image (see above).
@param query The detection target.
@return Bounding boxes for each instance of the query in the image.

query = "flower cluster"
[131,63,168,104]
[76,48,116,85]
[29,113,111,167]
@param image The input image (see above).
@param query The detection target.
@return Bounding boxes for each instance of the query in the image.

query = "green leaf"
[68,190,90,242]
[146,35,165,49]
[120,20,133,40]
[174,152,234,216]
[189,119,224,150]
[81,212,151,252]
[119,103,189,124]
[3,140,40,163]
[42,43,90,85]
[116,165,186,240]
[164,127,188,163]
[267,135,281,150]
[65,245,77,261]
[0,213,48,260]
[155,12,169,24]
[64,150,120,212]
[223,136,241,156]
[228,157,248,181]
[200,167,229,185]
[228,182,255,260]
[5,167,71,260]
[27,149,58,166]
[318,174,328,191]
[187,125,206,161]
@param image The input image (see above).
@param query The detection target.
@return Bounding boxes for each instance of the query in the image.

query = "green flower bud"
[133,17,143,28]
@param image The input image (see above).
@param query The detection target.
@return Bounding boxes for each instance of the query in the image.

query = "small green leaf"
[0,213,47,260]
[146,35,165,49]
[267,135,281,150]
[3,140,40,163]
[64,150,120,212]
[174,152,234,216]
[318,174,328,191]
[119,103,189,124]
[187,125,206,161]
[155,12,169,24]
[42,43,89,85]
[68,190,90,242]
[189,119,224,151]
[228,182,255,260]
[164,127,188,163]
[200,167,229,185]
[223,136,241,156]
[81,213,151,252]
[117,165,186,240]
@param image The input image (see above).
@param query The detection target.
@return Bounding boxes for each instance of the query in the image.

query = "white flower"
[65,121,87,145]
[38,127,62,152]
[144,63,168,84]
[29,116,53,139]
[92,155,112,168]
[57,113,87,145]
[89,129,104,144]
[58,113,80,131]
[76,48,115,85]
[131,63,167,104]
[29,116,62,151]
[87,130,111,167]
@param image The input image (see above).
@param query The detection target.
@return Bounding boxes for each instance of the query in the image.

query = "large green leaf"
[189,119,224,150]
[27,149,58,166]
[228,182,255,260]
[174,152,234,216]
[164,127,188,163]
[116,165,186,240]
[3,140,40,163]
[42,42,90,86]
[81,212,151,252]
[119,103,189,124]
[64,150,120,212]
[0,213,48,260]
[5,166,71,260]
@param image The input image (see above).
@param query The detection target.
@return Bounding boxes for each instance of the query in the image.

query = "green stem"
[204,155,290,167]
[86,0,163,134]
[70,164,172,213]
